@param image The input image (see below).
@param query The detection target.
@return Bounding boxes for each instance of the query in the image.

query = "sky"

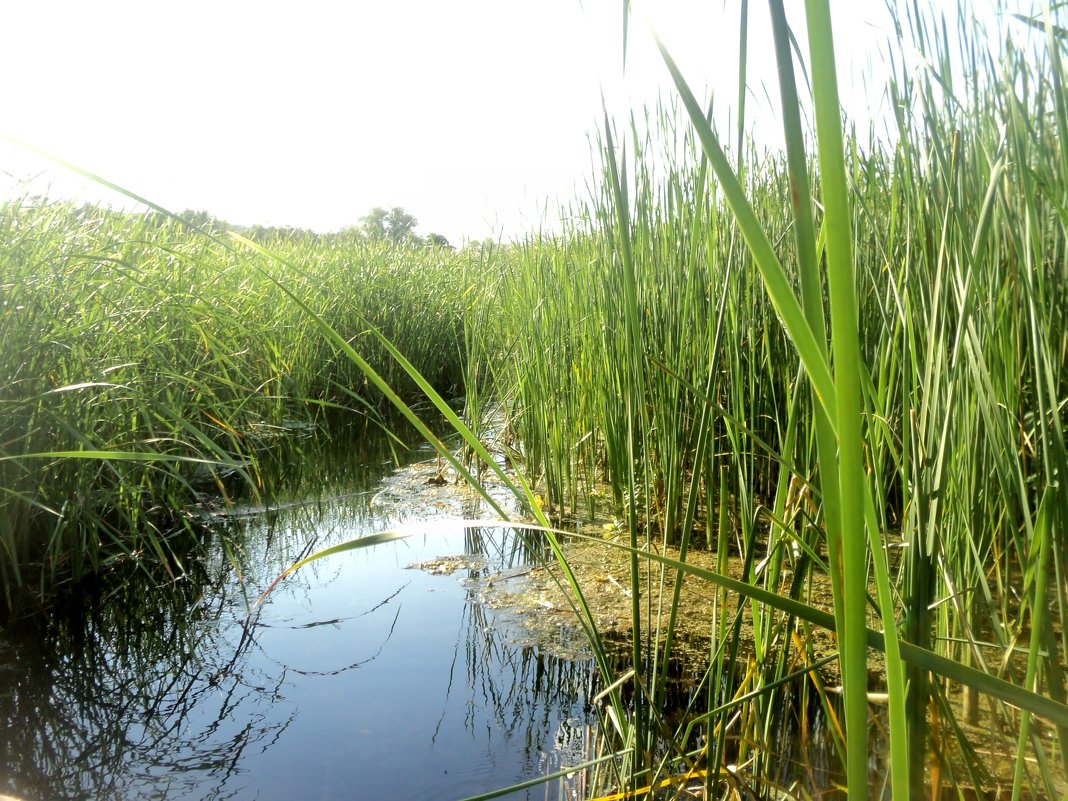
[0,1,1005,245]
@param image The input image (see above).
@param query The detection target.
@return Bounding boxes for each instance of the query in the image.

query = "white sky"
[0,1,1008,245]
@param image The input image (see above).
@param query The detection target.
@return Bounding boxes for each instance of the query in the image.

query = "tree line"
[135,204,454,249]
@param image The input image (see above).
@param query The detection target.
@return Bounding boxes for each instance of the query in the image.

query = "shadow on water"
[0,420,595,801]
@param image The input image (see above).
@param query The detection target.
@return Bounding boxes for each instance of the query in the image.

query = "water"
[0,430,595,801]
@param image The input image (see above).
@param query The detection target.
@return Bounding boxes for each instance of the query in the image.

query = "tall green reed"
[0,196,475,611]
[465,1,1068,796]
[154,1,1068,796]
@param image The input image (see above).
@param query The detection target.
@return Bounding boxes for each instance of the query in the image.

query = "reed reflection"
[0,435,597,801]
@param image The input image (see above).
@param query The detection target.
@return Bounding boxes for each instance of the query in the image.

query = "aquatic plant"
[480,1,1067,796]
[0,198,478,610]
[287,1,1068,797]
[6,0,1067,796]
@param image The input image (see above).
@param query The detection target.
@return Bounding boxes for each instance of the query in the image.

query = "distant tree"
[425,232,451,249]
[359,207,389,240]
[386,207,418,242]
[360,206,419,245]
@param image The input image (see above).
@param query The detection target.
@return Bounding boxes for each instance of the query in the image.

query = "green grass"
[0,199,481,610]
[4,0,1068,796]
[443,1,1067,796]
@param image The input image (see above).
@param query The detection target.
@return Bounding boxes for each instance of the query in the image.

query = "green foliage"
[359,205,419,245]
[0,199,481,610]
[446,2,1068,796]
[4,2,1067,796]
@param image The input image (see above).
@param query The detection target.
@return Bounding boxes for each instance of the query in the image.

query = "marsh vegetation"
[2,1,1068,799]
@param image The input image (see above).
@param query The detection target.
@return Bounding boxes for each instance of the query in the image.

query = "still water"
[0,432,594,800]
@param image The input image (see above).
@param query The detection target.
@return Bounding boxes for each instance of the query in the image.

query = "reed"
[461,1,1068,795]
[0,198,478,610]
[8,0,1068,795]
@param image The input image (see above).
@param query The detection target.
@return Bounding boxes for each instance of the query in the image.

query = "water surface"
[0,432,594,801]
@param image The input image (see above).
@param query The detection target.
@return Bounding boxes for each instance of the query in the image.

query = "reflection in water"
[0,427,595,801]
[0,560,289,801]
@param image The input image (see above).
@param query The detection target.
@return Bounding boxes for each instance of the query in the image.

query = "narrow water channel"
[0,428,595,800]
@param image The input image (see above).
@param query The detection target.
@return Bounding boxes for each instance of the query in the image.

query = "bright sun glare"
[0,1,982,244]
